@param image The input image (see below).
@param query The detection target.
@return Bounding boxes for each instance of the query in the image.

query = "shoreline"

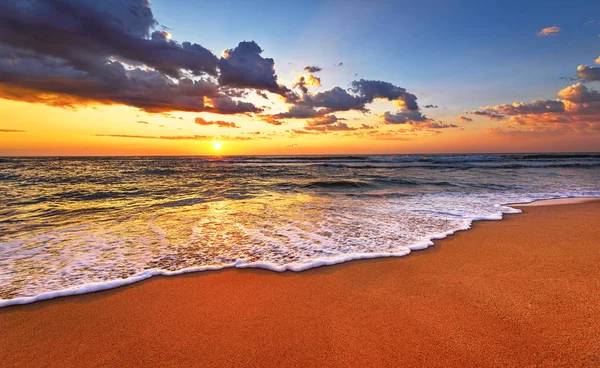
[1,199,599,367]
[0,196,598,308]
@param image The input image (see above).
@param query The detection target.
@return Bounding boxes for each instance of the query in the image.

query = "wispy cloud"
[536,25,562,36]
[0,129,26,133]
[194,117,240,128]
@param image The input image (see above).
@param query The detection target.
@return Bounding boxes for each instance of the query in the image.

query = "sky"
[0,0,599,155]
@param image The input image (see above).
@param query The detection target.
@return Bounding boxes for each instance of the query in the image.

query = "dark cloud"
[458,115,473,122]
[381,110,457,131]
[424,104,438,108]
[0,1,270,114]
[576,65,600,82]
[305,115,341,127]
[471,110,506,120]
[274,105,330,119]
[305,122,355,132]
[350,79,419,111]
[287,79,420,113]
[0,0,218,78]
[218,41,289,95]
[0,62,260,113]
[304,66,322,73]
[381,111,429,124]
[194,117,240,128]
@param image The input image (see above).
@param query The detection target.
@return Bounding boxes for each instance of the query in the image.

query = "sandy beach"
[1,199,599,367]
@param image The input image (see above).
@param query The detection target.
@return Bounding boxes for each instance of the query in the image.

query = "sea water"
[1,154,599,306]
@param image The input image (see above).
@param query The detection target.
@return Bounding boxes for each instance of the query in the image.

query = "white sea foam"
[1,193,597,308]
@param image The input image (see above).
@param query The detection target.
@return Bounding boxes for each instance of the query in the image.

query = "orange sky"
[1,96,599,156]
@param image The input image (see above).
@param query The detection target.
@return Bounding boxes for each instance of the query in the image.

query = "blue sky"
[152,0,600,111]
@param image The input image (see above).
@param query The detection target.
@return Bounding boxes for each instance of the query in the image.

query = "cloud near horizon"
[194,117,240,128]
[472,65,600,135]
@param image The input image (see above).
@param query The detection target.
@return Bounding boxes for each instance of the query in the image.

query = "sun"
[212,140,223,151]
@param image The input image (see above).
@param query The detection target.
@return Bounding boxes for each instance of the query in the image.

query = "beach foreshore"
[1,199,599,367]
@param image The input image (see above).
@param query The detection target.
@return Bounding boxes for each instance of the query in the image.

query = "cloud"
[474,78,600,135]
[536,25,562,36]
[293,73,321,94]
[218,41,289,95]
[491,100,565,115]
[577,65,600,81]
[304,122,356,132]
[380,110,457,131]
[0,1,218,78]
[424,104,438,108]
[194,117,240,128]
[261,116,284,125]
[304,66,322,73]
[350,79,419,111]
[381,111,428,124]
[458,115,473,122]
[558,83,600,103]
[273,105,329,119]
[0,128,26,132]
[288,79,420,114]
[0,1,269,114]
[94,133,258,141]
[596,56,600,65]
[471,110,506,120]
[136,120,149,124]
[305,114,341,127]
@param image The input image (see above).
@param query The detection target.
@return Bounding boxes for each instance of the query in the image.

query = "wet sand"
[1,199,599,367]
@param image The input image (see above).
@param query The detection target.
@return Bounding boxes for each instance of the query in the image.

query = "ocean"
[1,154,599,306]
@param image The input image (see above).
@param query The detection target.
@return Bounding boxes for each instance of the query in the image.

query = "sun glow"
[212,140,223,151]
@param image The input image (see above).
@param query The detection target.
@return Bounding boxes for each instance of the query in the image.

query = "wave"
[302,180,377,189]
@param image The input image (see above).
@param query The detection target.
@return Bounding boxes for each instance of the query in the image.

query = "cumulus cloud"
[558,83,600,103]
[287,79,420,114]
[218,41,289,95]
[576,65,600,81]
[0,1,272,114]
[458,115,473,122]
[194,117,240,128]
[474,78,600,135]
[0,0,218,78]
[536,26,562,36]
[304,66,322,73]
